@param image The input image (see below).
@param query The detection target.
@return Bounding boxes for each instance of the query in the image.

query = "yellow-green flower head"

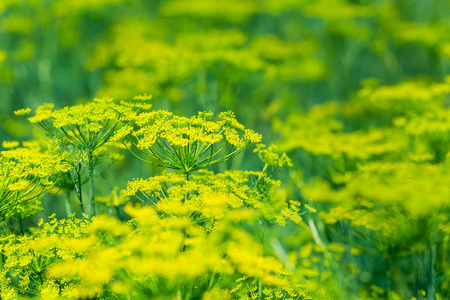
[2,141,20,149]
[110,125,134,142]
[13,108,31,116]
[218,111,245,130]
[0,145,71,222]
[254,144,292,168]
[95,186,130,207]
[126,109,262,172]
[93,96,114,103]
[133,94,153,101]
[24,98,152,155]
[28,103,54,123]
[124,169,298,226]
[7,180,30,192]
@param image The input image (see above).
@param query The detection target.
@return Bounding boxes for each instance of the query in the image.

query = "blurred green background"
[1,0,450,139]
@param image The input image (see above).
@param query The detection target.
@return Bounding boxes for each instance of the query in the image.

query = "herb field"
[0,0,449,299]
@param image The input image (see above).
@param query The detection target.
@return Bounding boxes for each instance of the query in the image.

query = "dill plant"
[18,97,152,218]
[0,136,307,300]
[112,110,262,179]
[0,142,70,228]
[0,97,313,300]
[0,202,308,300]
[123,169,302,231]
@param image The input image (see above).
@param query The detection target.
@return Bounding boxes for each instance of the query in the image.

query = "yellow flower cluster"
[0,144,70,222]
[113,110,262,173]
[0,199,306,299]
[267,74,450,299]
[254,144,293,168]
[2,140,19,149]
[344,78,450,120]
[20,98,153,217]
[277,112,408,176]
[0,93,309,299]
[26,98,151,151]
[274,77,450,299]
[95,186,129,207]
[87,18,326,100]
[124,169,299,228]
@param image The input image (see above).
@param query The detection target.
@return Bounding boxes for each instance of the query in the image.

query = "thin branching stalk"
[427,242,437,300]
[88,151,96,218]
[73,162,85,215]
[65,191,72,216]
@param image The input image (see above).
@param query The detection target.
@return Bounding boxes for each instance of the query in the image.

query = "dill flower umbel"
[2,141,20,149]
[23,97,152,217]
[0,144,70,222]
[112,109,262,174]
[27,98,151,151]
[124,169,300,228]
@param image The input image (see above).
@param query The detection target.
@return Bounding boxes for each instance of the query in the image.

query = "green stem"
[0,252,4,271]
[258,219,264,300]
[184,172,190,202]
[38,271,44,287]
[308,219,350,293]
[65,191,72,216]
[76,164,85,215]
[258,278,262,300]
[114,206,120,219]
[88,151,96,218]
[386,254,391,300]
[427,243,437,300]
[254,164,268,189]
[155,139,179,164]
[19,219,24,234]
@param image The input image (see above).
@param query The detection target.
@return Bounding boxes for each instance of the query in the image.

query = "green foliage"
[113,110,262,174]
